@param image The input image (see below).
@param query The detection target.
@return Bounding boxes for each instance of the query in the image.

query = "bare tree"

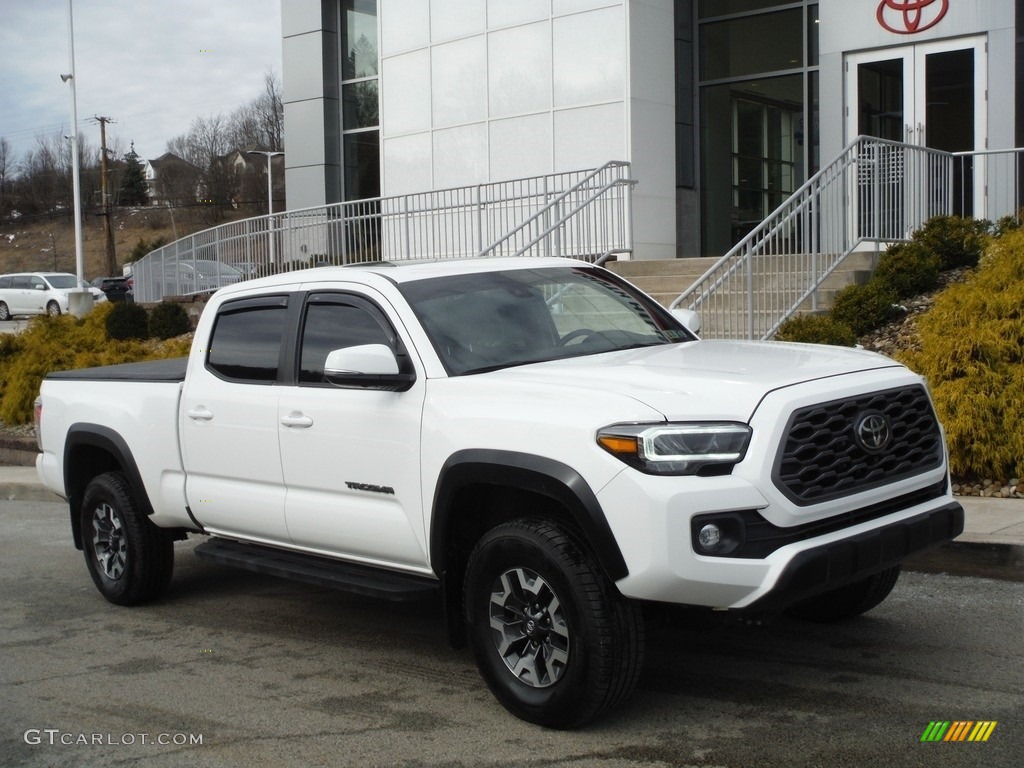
[227,70,284,152]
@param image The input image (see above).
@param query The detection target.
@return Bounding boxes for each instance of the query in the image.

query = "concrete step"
[611,252,876,313]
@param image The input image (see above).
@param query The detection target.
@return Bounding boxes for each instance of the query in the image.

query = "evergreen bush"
[0,304,191,425]
[873,241,940,299]
[913,215,990,270]
[105,301,150,340]
[897,230,1024,479]
[829,282,901,337]
[148,301,192,340]
[775,314,857,346]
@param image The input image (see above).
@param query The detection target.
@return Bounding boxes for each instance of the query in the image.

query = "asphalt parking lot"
[2,498,1022,768]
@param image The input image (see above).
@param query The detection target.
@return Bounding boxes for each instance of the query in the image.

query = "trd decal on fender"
[345,481,396,495]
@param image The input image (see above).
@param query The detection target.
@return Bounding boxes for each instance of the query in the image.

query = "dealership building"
[280,0,1022,260]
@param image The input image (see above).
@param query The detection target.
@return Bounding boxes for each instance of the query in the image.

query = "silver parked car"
[0,272,106,320]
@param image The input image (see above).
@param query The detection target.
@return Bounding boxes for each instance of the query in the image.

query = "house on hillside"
[145,153,201,208]
[212,149,286,214]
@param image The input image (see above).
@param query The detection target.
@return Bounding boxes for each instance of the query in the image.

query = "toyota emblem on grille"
[855,413,893,453]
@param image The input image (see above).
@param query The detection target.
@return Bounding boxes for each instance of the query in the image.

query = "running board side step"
[193,538,439,601]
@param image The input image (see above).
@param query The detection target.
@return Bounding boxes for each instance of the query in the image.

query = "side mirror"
[324,344,415,392]
[670,308,702,336]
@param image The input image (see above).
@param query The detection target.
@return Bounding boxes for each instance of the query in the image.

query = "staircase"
[667,138,1024,340]
[608,252,874,314]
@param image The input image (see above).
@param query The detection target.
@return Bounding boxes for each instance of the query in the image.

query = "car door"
[277,290,429,569]
[9,275,33,314]
[179,293,293,543]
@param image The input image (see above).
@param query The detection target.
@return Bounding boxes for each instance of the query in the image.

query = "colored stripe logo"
[920,721,997,742]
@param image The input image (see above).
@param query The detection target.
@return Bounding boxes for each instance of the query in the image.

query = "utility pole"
[93,115,117,276]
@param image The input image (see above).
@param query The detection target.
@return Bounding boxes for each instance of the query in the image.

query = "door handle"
[280,411,313,429]
[187,406,214,421]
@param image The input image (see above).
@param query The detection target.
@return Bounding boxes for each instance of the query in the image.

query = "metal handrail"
[671,138,1024,340]
[133,162,636,302]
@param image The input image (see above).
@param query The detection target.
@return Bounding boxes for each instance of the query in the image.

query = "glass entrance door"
[846,37,986,220]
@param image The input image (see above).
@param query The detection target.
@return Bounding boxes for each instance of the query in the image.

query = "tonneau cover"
[46,357,188,382]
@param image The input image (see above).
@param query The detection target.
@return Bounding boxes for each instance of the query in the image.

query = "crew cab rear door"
[276,289,430,569]
[179,294,292,542]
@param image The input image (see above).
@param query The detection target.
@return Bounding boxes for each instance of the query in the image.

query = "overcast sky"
[0,0,283,166]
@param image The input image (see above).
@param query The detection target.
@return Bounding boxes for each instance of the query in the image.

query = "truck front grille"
[773,385,944,505]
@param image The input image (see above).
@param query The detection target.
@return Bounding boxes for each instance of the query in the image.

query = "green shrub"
[897,230,1024,479]
[874,241,940,299]
[912,215,990,270]
[148,301,192,340]
[829,281,901,336]
[105,301,149,340]
[128,236,167,264]
[0,304,191,425]
[775,314,857,346]
[994,212,1023,237]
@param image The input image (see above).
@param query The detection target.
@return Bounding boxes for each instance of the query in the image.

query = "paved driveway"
[3,499,1022,767]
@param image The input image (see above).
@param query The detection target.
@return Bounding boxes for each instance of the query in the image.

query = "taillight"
[34,397,43,451]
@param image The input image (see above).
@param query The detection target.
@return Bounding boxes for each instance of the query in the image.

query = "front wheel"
[464,519,644,728]
[80,472,174,605]
[0,301,10,321]
[46,300,61,316]
[785,565,901,623]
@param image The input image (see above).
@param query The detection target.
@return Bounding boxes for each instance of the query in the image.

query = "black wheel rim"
[91,502,127,580]
[488,567,570,688]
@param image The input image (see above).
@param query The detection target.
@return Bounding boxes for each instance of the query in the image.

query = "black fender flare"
[63,423,154,548]
[429,449,628,582]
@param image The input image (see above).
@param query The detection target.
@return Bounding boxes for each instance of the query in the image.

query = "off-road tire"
[464,518,644,728]
[785,565,901,623]
[80,471,174,605]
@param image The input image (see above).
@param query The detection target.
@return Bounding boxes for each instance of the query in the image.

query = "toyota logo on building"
[877,0,949,35]
[855,413,893,453]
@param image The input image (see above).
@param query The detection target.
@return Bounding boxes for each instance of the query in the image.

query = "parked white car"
[0,272,106,320]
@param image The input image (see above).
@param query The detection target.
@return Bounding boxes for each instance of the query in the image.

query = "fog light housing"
[697,524,721,550]
[691,513,746,556]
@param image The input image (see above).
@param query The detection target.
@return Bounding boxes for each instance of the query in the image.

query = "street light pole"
[247,150,283,271]
[61,0,93,317]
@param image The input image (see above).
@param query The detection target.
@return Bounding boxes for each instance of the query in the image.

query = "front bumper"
[743,501,963,613]
[599,469,963,610]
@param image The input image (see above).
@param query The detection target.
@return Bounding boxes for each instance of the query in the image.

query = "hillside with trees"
[0,70,283,275]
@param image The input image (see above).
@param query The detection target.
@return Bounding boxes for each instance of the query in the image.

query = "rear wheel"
[785,565,901,622]
[0,301,9,321]
[80,472,174,605]
[46,300,61,316]
[464,518,644,728]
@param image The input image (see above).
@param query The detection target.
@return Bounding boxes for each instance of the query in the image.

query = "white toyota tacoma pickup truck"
[35,257,963,727]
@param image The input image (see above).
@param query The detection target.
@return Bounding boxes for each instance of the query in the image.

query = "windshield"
[45,275,78,289]
[399,266,694,375]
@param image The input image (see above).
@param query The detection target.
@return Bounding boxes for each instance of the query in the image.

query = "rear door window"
[206,296,290,383]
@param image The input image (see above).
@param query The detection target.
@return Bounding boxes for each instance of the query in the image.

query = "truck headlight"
[597,422,751,476]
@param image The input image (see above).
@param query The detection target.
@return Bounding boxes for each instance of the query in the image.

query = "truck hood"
[486,340,902,422]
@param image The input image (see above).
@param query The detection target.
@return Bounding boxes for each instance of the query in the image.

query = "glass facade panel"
[342,81,379,130]
[341,0,380,199]
[695,2,817,256]
[700,75,803,254]
[698,0,794,18]
[342,0,378,79]
[343,132,380,201]
[700,9,803,80]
